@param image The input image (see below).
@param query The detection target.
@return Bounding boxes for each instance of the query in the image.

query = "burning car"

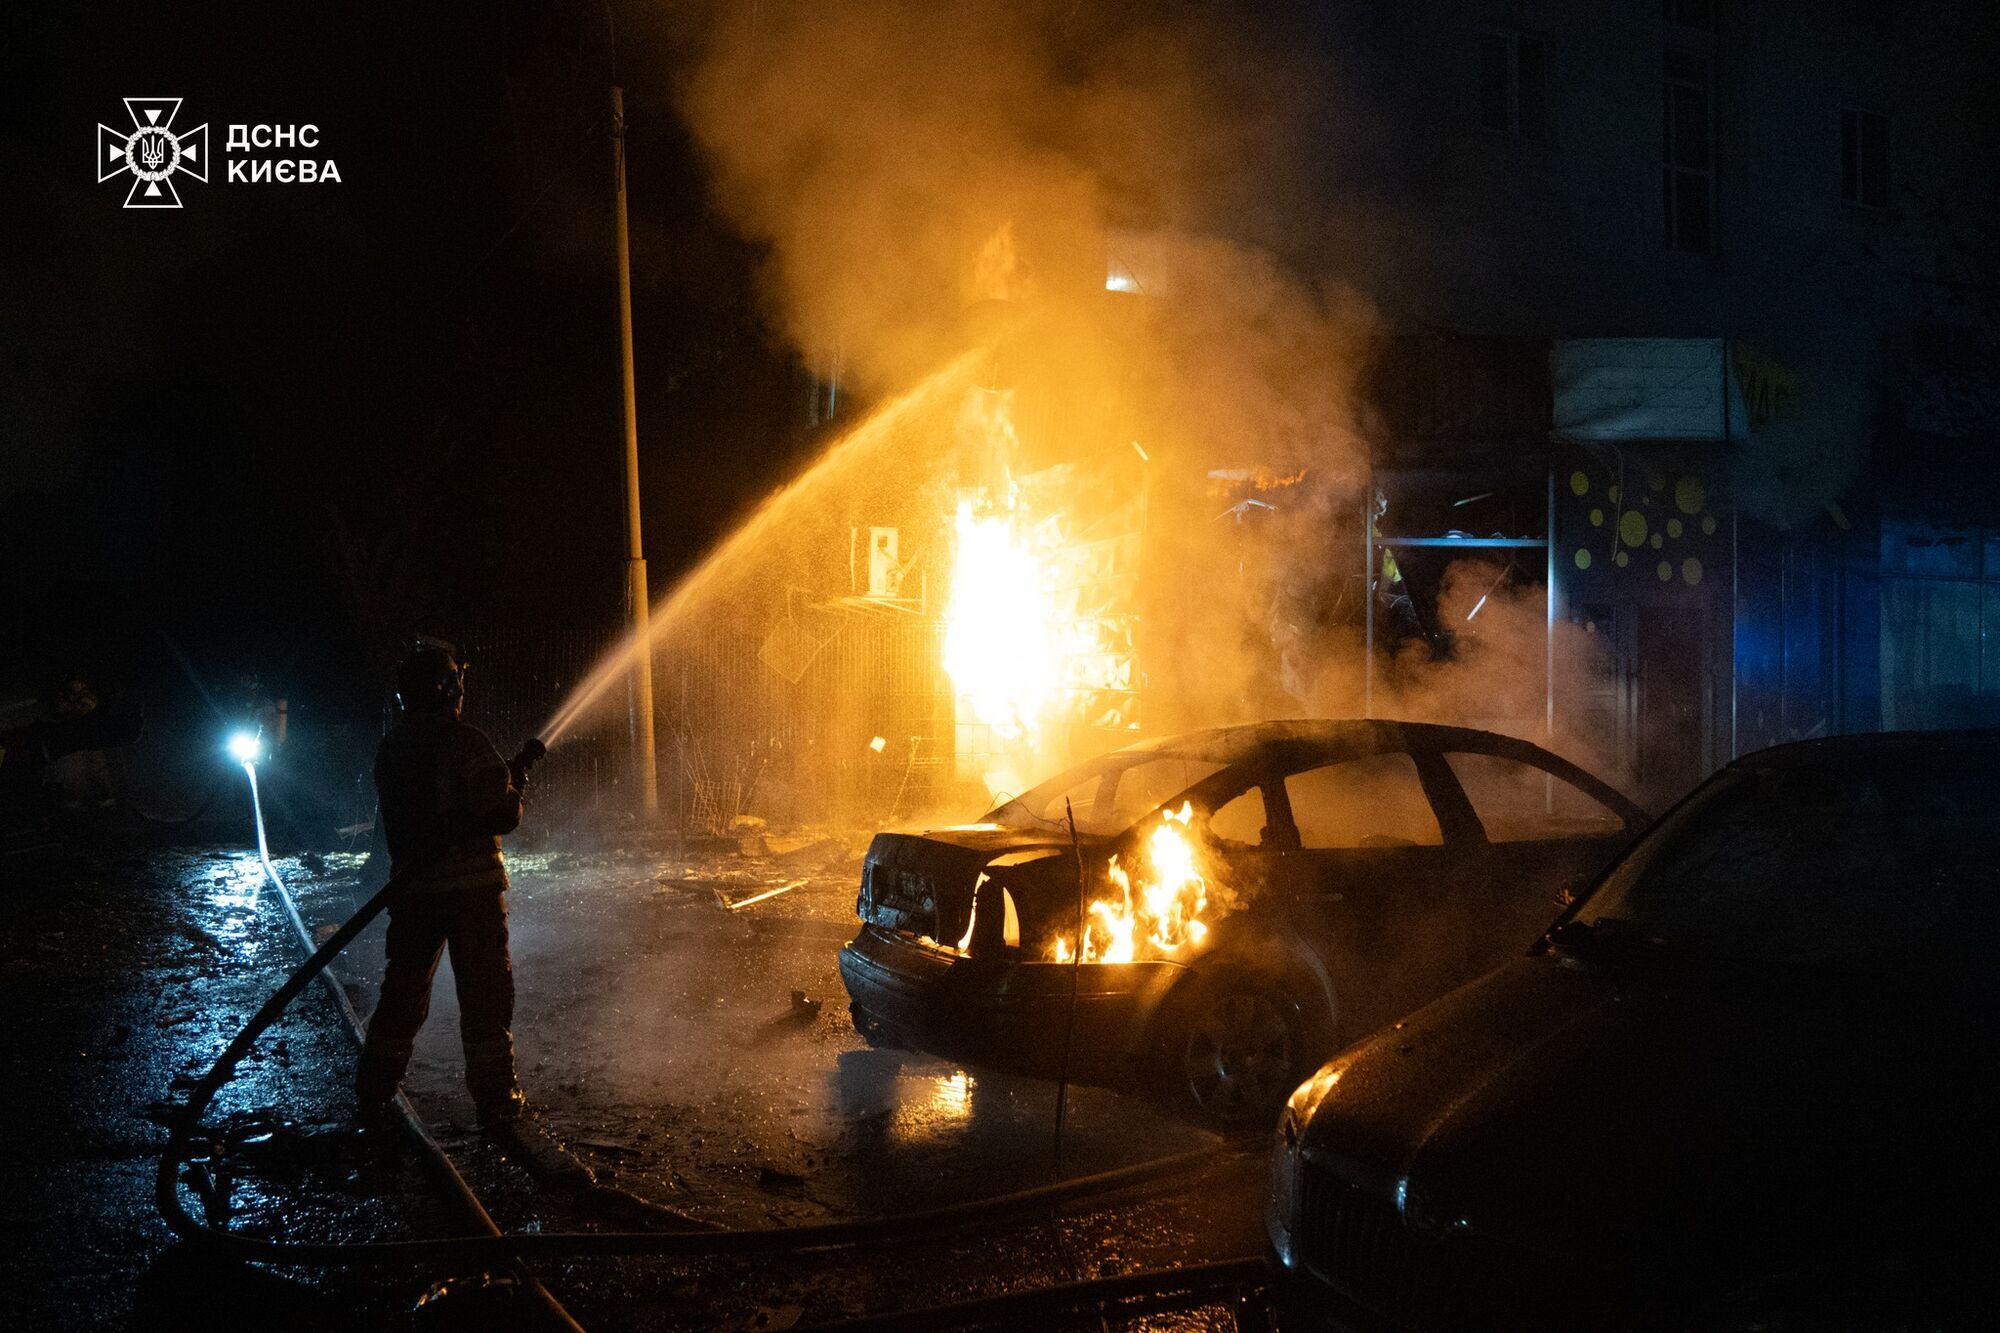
[838,719,1645,1124]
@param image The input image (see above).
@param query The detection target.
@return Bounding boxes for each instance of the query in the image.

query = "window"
[1878,522,2000,730]
[1841,108,1889,208]
[1207,787,1268,847]
[1575,759,2000,966]
[994,754,1224,836]
[1285,754,1442,850]
[1662,0,1714,31]
[1478,31,1546,137]
[1663,48,1714,252]
[1444,752,1628,843]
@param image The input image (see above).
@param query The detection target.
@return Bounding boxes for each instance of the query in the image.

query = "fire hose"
[157,742,1262,1281]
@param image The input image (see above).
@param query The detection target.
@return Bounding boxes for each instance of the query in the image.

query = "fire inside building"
[615,319,1971,830]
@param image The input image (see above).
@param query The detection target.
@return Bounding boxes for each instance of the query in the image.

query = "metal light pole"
[611,84,659,813]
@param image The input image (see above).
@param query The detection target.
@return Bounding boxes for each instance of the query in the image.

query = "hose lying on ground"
[183,760,584,1328]
[815,1256,1271,1332]
[157,763,1257,1268]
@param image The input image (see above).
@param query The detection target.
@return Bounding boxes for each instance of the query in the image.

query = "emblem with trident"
[97,98,208,209]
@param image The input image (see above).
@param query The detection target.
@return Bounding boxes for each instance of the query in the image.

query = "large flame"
[1051,801,1213,964]
[942,497,1060,743]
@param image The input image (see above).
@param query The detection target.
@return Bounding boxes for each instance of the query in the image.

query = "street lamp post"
[610,84,659,814]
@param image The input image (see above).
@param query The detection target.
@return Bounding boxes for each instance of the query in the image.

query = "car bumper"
[838,925,1186,1076]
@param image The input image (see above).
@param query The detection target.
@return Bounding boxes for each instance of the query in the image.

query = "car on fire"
[1266,729,2000,1329]
[838,719,1646,1124]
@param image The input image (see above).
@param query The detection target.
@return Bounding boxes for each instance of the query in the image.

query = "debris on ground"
[790,990,823,1019]
[766,835,849,868]
[718,879,807,912]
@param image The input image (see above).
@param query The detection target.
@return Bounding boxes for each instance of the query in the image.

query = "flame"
[1050,802,1213,965]
[967,221,1027,304]
[942,498,1061,747]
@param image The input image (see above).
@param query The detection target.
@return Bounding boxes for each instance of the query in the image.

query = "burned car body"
[1266,729,2000,1329]
[839,719,1646,1123]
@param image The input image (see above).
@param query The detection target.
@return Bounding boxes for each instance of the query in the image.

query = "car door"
[1435,744,1645,973]
[1263,744,1484,1035]
[1191,770,1288,903]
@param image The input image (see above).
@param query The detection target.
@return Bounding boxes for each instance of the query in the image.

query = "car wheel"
[1173,975,1304,1128]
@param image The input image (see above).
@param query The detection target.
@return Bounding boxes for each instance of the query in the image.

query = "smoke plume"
[602,0,1625,821]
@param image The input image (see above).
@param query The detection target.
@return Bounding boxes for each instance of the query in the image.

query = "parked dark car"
[1266,729,2000,1329]
[839,719,1646,1123]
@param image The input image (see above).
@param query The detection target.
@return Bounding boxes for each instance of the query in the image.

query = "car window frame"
[1258,735,1478,852]
[1432,744,1641,846]
[1199,774,1280,850]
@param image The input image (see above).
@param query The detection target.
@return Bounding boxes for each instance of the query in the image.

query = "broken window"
[1207,786,1269,847]
[1285,754,1442,849]
[993,753,1225,836]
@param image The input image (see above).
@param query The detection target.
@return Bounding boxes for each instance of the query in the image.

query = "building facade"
[1295,0,2000,803]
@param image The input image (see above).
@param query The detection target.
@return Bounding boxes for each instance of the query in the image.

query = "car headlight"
[1267,1065,1343,1264]
[1280,1064,1341,1147]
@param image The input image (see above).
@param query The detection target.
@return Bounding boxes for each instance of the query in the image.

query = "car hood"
[1298,953,1989,1267]
[881,822,1107,858]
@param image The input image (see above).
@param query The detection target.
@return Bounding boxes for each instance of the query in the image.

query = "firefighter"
[355,645,528,1128]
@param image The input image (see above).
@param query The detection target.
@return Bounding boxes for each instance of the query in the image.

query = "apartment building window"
[1479,31,1546,137]
[1841,108,1889,208]
[1663,48,1714,252]
[1663,0,1715,31]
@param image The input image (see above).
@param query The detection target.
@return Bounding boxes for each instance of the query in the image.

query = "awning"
[1552,338,1728,442]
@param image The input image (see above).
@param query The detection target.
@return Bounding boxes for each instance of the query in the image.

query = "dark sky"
[2,2,811,715]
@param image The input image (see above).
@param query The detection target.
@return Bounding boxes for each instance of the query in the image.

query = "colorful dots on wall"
[1674,476,1707,515]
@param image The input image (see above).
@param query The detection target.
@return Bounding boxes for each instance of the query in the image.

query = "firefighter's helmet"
[394,646,465,714]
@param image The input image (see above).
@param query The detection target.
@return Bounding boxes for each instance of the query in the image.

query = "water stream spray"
[535,347,987,751]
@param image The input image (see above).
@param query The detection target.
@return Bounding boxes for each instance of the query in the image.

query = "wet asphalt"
[5,823,1271,1330]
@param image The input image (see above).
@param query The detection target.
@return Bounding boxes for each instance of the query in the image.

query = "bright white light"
[226,731,263,764]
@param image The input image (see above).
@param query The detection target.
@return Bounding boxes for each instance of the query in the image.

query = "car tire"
[1167,970,1311,1129]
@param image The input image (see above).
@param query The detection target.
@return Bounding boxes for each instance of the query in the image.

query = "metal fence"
[457,609,958,831]
[654,609,956,830]
[455,621,624,825]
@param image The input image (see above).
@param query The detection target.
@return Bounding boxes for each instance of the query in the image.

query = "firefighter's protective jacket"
[375,715,522,893]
